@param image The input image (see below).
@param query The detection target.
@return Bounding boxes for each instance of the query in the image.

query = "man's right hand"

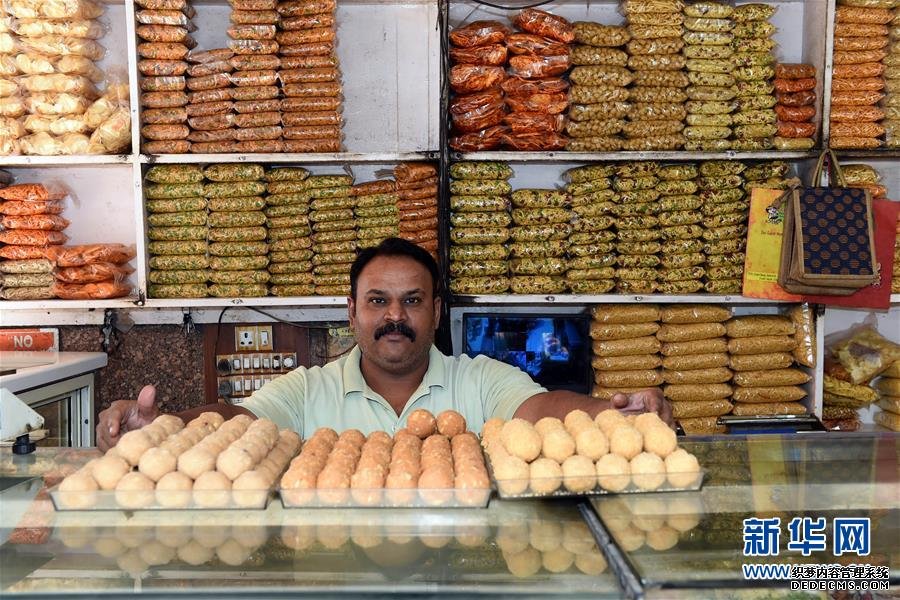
[96,385,159,451]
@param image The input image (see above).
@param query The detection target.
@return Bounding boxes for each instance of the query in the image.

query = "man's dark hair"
[350,237,441,299]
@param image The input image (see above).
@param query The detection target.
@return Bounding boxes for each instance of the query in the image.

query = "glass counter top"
[2,433,899,598]
[0,449,618,598]
[590,433,900,595]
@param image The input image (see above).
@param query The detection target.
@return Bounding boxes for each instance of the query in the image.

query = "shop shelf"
[452,294,793,305]
[139,152,439,164]
[141,297,349,309]
[0,155,134,166]
[453,151,819,163]
[0,298,140,310]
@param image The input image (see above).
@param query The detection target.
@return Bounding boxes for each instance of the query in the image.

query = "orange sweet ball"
[436,410,467,437]
[407,409,437,438]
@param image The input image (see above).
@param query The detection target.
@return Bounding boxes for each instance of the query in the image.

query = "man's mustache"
[374,321,416,341]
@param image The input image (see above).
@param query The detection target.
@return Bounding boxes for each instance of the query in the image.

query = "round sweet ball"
[454,467,490,491]
[493,454,530,495]
[529,457,563,495]
[562,455,596,493]
[160,436,191,458]
[481,417,504,445]
[436,410,467,438]
[562,521,595,555]
[594,409,626,437]
[418,467,454,489]
[575,428,609,461]
[115,472,155,509]
[407,409,437,439]
[117,550,149,576]
[503,421,542,462]
[633,412,664,436]
[646,525,679,551]
[92,454,131,490]
[248,418,279,442]
[117,430,155,466]
[141,425,168,445]
[155,471,193,508]
[664,448,701,489]
[534,416,564,437]
[216,446,255,481]
[138,447,177,482]
[235,437,268,463]
[496,524,529,555]
[575,550,608,576]
[617,524,645,552]
[178,540,215,566]
[311,427,339,444]
[232,470,273,508]
[595,453,630,492]
[58,472,99,509]
[316,467,351,489]
[153,414,184,435]
[540,428,575,463]
[500,418,530,446]
[193,471,232,508]
[504,547,542,578]
[278,429,302,453]
[350,466,385,489]
[338,428,366,447]
[529,520,562,552]
[630,452,666,491]
[630,497,665,532]
[610,426,643,460]
[177,447,216,480]
[542,546,575,573]
[643,425,677,458]
[366,430,392,446]
[217,538,251,567]
[666,496,702,533]
[564,410,594,434]
[187,412,225,430]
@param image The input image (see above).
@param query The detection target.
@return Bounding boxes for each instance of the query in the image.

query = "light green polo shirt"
[240,345,546,438]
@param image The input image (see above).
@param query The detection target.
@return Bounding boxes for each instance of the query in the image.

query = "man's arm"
[514,388,673,426]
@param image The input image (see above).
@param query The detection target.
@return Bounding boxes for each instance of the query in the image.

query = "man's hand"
[96,385,159,451]
[611,388,674,427]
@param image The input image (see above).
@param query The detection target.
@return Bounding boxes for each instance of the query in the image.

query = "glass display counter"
[0,447,617,598]
[588,433,900,598]
[1,433,898,598]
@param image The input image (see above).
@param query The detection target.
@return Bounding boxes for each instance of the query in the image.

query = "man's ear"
[347,295,356,329]
[433,294,442,330]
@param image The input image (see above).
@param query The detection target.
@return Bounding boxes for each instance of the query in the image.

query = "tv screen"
[462,314,591,393]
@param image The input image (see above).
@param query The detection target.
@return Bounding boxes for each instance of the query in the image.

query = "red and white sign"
[0,328,59,352]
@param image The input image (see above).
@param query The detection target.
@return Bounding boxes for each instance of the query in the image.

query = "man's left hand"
[610,388,674,427]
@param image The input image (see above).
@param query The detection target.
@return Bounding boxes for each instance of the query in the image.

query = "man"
[97,238,671,451]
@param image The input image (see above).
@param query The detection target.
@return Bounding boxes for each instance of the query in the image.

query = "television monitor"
[461,313,591,394]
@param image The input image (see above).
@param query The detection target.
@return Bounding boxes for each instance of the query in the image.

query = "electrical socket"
[235,326,257,350]
[257,325,273,351]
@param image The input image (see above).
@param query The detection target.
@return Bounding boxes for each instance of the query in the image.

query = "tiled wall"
[60,325,206,418]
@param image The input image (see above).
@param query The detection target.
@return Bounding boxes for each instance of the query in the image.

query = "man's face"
[347,255,441,376]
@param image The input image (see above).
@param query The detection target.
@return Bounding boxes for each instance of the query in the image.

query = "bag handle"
[812,148,848,187]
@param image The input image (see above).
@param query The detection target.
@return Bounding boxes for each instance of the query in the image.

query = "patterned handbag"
[778,150,878,295]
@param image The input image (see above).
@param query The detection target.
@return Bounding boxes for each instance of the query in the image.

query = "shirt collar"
[342,344,446,398]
